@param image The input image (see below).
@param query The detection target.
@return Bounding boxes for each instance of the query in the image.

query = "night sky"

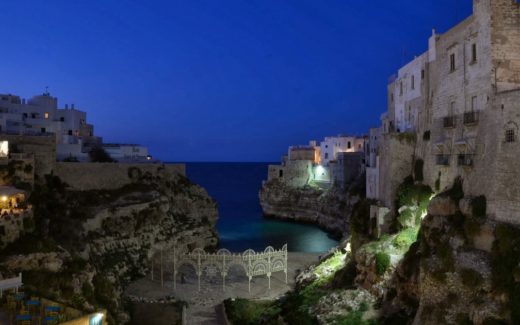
[1,1,472,162]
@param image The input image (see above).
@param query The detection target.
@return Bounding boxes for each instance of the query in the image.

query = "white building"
[320,135,365,166]
[103,144,150,162]
[0,92,151,162]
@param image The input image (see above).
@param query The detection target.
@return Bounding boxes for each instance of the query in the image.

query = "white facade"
[320,135,365,166]
[103,144,149,162]
[391,53,428,133]
[0,92,151,162]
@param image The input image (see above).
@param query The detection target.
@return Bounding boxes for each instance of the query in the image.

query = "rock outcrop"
[259,179,360,237]
[0,167,218,323]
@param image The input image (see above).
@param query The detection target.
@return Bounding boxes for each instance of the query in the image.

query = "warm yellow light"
[1,196,8,202]
[44,112,49,119]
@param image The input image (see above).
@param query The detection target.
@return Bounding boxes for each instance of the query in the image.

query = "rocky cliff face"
[0,169,218,323]
[382,193,518,324]
[259,179,361,237]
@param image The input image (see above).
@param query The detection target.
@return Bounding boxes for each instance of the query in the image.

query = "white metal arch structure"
[151,244,288,293]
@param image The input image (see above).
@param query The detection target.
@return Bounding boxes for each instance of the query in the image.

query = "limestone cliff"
[259,179,363,237]
[0,167,218,324]
[382,193,518,324]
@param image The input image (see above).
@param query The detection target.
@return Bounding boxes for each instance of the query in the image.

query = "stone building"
[267,135,365,189]
[320,135,365,166]
[370,0,520,225]
[0,91,151,162]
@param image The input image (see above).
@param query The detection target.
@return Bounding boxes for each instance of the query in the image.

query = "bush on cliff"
[375,252,390,276]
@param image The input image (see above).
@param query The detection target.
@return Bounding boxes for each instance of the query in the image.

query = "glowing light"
[44,112,49,119]
[1,196,8,202]
[146,155,152,161]
[90,313,104,324]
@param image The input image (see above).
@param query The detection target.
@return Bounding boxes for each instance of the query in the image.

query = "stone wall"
[0,134,56,178]
[490,0,520,92]
[267,160,312,188]
[377,134,415,209]
[54,162,186,191]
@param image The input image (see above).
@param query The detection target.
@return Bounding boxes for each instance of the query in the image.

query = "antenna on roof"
[44,86,50,96]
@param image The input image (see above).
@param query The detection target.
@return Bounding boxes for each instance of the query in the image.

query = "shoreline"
[262,212,346,240]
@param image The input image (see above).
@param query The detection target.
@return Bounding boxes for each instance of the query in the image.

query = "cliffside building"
[0,92,151,162]
[368,0,520,225]
[268,135,365,189]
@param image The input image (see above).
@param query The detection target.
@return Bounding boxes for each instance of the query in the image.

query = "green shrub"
[375,252,391,276]
[460,268,483,287]
[414,159,424,182]
[224,298,279,325]
[471,196,486,218]
[393,227,419,249]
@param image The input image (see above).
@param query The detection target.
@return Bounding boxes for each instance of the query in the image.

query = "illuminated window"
[0,141,8,158]
[44,112,49,119]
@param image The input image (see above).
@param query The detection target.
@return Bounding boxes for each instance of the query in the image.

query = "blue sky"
[1,0,472,161]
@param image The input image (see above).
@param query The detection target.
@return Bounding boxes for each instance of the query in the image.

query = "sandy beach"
[125,252,322,324]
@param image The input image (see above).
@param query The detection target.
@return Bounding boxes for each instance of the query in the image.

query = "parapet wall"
[54,162,186,191]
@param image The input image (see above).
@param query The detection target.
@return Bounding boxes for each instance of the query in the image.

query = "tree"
[88,146,114,163]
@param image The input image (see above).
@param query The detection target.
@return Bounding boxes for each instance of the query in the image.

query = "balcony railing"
[443,116,456,128]
[463,111,479,125]
[436,154,450,166]
[457,154,474,167]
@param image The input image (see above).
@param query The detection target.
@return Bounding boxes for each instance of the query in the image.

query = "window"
[31,113,36,118]
[421,69,425,79]
[506,129,516,143]
[40,127,46,133]
[22,113,27,118]
[44,112,49,119]
[325,153,329,159]
[450,53,456,72]
[68,130,73,135]
[391,93,394,102]
[279,170,283,178]
[400,81,403,96]
[471,96,477,111]
[60,117,65,122]
[471,43,477,62]
[347,141,351,149]
[411,75,415,90]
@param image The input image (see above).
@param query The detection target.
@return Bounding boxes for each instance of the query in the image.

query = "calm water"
[186,162,338,253]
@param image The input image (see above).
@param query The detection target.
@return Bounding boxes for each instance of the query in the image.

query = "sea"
[186,162,338,253]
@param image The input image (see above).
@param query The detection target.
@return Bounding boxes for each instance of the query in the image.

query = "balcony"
[436,154,450,166]
[457,154,474,167]
[463,111,478,125]
[443,116,456,128]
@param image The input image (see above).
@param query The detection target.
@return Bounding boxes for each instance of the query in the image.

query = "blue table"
[26,299,40,306]
[45,306,60,312]
[15,314,31,321]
